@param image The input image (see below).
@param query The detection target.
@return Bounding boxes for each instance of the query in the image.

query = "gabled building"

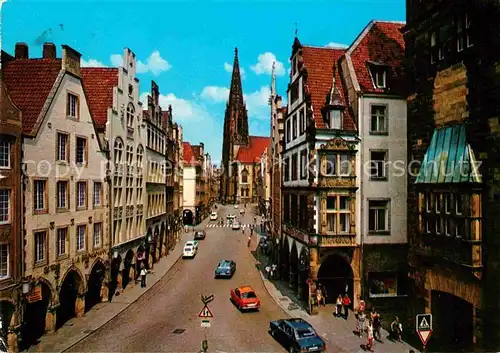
[340,21,408,313]
[269,67,286,263]
[81,48,146,299]
[0,61,23,352]
[403,1,500,350]
[3,43,109,342]
[142,81,168,267]
[182,142,206,225]
[280,40,361,311]
[173,125,183,241]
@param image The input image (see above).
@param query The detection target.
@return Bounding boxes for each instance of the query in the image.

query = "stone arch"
[241,168,249,183]
[160,222,166,257]
[59,266,86,294]
[57,268,85,329]
[0,300,15,334]
[109,255,122,302]
[122,249,135,289]
[85,260,106,312]
[298,247,310,300]
[290,241,299,290]
[280,236,290,281]
[22,280,53,346]
[317,252,354,304]
[153,225,160,263]
[183,209,193,225]
[136,244,146,273]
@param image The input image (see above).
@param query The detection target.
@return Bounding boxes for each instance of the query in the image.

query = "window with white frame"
[67,93,78,118]
[299,109,305,135]
[0,244,8,279]
[371,67,386,88]
[0,138,10,168]
[57,227,67,257]
[34,231,46,264]
[329,110,342,129]
[286,119,291,142]
[93,223,102,248]
[56,181,68,209]
[57,132,69,162]
[292,114,297,139]
[77,182,87,209]
[75,137,87,164]
[137,145,144,172]
[370,105,387,133]
[339,154,350,176]
[0,190,9,224]
[33,180,47,212]
[368,199,390,233]
[300,149,308,179]
[114,138,123,164]
[325,153,351,176]
[370,151,387,179]
[93,182,102,206]
[466,14,472,47]
[326,195,351,234]
[444,193,452,214]
[76,225,86,252]
[127,103,135,129]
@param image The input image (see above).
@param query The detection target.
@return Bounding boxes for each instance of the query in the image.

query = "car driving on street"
[232,221,241,230]
[269,318,326,353]
[214,260,236,278]
[230,286,260,311]
[210,212,218,221]
[182,244,196,259]
[194,230,206,240]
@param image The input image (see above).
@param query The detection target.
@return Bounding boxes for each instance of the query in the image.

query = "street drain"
[83,329,93,334]
[172,329,185,334]
[279,297,288,301]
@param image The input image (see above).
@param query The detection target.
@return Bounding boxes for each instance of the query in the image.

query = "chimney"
[61,45,82,77]
[14,42,28,59]
[43,42,56,59]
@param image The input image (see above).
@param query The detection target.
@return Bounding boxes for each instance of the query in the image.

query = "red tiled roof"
[301,46,355,131]
[349,21,406,94]
[3,58,62,135]
[183,142,200,166]
[235,136,271,163]
[81,68,118,130]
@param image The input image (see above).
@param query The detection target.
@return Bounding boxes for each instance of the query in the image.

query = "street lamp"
[21,279,31,295]
[113,250,119,259]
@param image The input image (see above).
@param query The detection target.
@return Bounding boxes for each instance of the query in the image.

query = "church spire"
[228,47,244,106]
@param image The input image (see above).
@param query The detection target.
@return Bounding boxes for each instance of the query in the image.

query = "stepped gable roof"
[347,20,406,94]
[235,136,271,163]
[300,46,355,131]
[3,58,61,135]
[81,68,119,130]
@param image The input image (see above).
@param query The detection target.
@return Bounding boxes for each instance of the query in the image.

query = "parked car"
[210,212,218,221]
[214,260,236,278]
[269,318,326,353]
[226,214,236,220]
[185,240,198,249]
[232,221,241,230]
[230,286,260,311]
[194,230,206,240]
[234,204,239,209]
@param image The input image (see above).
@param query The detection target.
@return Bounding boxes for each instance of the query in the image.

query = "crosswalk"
[206,223,254,228]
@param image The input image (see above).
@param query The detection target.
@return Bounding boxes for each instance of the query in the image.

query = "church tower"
[220,48,249,202]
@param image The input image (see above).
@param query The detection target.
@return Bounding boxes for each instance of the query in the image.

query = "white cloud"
[224,62,246,79]
[110,50,171,76]
[244,86,271,119]
[139,92,222,159]
[325,42,349,49]
[250,52,285,76]
[81,58,106,67]
[200,86,230,102]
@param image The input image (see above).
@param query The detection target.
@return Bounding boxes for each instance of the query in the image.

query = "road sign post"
[416,313,432,351]
[199,296,214,353]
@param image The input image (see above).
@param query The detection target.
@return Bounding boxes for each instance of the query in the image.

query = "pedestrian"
[140,264,147,288]
[265,265,271,278]
[366,319,374,352]
[247,235,251,247]
[371,308,381,341]
[390,316,402,342]
[357,310,366,337]
[335,294,343,317]
[316,288,325,306]
[342,294,351,319]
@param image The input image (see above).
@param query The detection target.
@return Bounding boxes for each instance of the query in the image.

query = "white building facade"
[4,43,110,335]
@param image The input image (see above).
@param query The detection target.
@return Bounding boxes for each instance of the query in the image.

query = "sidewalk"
[25,217,213,353]
[255,248,419,353]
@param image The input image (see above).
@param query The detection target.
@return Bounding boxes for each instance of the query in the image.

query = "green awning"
[415,124,482,184]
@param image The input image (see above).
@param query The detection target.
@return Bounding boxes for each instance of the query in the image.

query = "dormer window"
[371,67,386,89]
[291,56,297,75]
[329,110,342,130]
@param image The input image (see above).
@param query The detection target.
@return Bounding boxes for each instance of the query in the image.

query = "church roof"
[235,136,271,164]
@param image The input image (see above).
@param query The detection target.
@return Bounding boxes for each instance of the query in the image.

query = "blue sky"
[1,0,405,163]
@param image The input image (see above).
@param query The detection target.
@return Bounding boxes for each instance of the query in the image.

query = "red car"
[230,286,260,311]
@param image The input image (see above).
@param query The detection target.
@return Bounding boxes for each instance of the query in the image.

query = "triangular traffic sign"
[198,305,213,318]
[417,330,432,345]
[419,317,430,330]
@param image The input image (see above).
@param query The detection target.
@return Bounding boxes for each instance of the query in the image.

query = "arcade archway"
[109,256,122,302]
[56,270,84,329]
[183,209,193,225]
[122,250,134,289]
[153,226,160,263]
[159,222,165,257]
[298,247,310,299]
[85,261,106,312]
[431,290,473,351]
[0,301,14,348]
[317,253,353,304]
[290,242,299,289]
[22,281,52,346]
[280,237,290,281]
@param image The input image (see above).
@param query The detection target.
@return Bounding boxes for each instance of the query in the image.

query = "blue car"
[214,260,236,278]
[269,318,326,353]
